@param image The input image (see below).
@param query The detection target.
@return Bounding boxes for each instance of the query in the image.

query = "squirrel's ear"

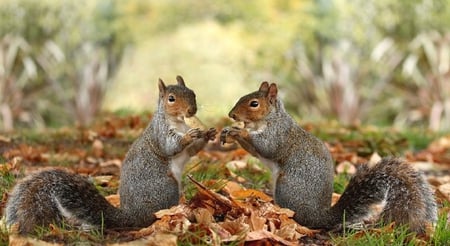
[176,75,186,87]
[268,83,278,103]
[158,78,166,96]
[259,81,269,93]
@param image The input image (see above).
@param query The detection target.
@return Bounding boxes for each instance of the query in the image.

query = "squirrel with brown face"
[5,76,216,234]
[221,81,437,234]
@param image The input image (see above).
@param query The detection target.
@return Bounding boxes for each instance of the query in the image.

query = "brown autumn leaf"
[0,134,11,142]
[105,194,120,207]
[249,210,267,231]
[192,207,214,225]
[144,233,178,246]
[428,136,450,153]
[186,175,243,215]
[331,193,341,206]
[335,161,356,175]
[3,144,49,162]
[9,234,62,246]
[92,139,104,158]
[245,230,298,246]
[437,183,450,202]
[154,204,191,219]
[229,188,273,203]
[275,223,302,242]
[368,152,382,166]
[219,217,250,239]
[221,180,244,194]
[412,135,450,165]
[110,233,178,246]
[181,176,313,244]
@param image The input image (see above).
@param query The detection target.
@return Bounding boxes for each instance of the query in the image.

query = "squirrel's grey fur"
[5,76,216,234]
[221,82,437,234]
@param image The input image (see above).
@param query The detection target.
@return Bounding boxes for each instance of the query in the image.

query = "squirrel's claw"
[220,127,240,144]
[220,128,229,144]
[187,128,202,139]
[205,128,217,141]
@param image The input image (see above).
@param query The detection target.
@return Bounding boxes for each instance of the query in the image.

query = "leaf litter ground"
[1,114,450,245]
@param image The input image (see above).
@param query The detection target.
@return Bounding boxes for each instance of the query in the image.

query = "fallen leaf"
[0,135,11,142]
[245,230,297,246]
[250,211,267,231]
[226,160,248,170]
[276,223,302,241]
[99,159,122,168]
[154,204,191,219]
[368,152,382,166]
[192,207,214,225]
[229,189,273,203]
[105,194,120,207]
[331,193,341,206]
[9,234,62,246]
[295,224,321,238]
[219,217,249,239]
[335,161,356,174]
[92,139,104,158]
[428,136,450,153]
[438,183,450,202]
[221,180,244,194]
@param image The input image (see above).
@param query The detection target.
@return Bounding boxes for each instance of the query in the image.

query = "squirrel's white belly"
[169,150,190,193]
[259,156,280,196]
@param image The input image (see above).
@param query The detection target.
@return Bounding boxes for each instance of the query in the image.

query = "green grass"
[401,128,441,151]
[0,165,14,246]
[331,203,450,246]
[309,123,442,157]
[332,226,419,246]
[0,165,16,201]
[182,157,272,201]
[0,219,8,246]
[333,172,351,194]
[231,157,271,191]
[431,203,450,245]
[183,161,228,200]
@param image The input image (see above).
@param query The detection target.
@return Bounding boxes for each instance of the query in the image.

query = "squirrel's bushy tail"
[329,158,437,234]
[5,169,127,234]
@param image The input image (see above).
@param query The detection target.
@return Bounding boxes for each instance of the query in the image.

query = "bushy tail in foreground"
[6,169,129,234]
[328,158,437,233]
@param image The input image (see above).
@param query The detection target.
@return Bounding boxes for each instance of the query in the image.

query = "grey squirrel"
[220,81,437,234]
[5,76,216,234]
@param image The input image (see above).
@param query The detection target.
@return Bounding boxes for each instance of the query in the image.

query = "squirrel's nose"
[229,112,236,120]
[187,107,196,116]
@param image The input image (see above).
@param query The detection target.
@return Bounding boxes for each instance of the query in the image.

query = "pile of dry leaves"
[106,175,318,246]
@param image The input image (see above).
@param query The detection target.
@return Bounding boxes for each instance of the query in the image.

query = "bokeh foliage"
[0,0,130,129]
[1,0,449,131]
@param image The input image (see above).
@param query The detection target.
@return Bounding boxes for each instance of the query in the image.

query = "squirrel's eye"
[249,100,259,107]
[168,95,176,102]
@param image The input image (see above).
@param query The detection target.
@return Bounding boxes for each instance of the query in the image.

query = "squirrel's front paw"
[186,128,203,140]
[220,127,241,144]
[205,128,217,141]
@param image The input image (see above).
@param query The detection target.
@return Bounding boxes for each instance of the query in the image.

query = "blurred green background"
[1,0,449,131]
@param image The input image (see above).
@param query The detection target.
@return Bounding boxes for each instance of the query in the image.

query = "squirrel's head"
[229,81,278,123]
[158,76,197,120]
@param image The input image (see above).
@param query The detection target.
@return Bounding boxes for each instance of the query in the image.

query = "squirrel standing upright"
[221,81,437,234]
[5,76,216,234]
